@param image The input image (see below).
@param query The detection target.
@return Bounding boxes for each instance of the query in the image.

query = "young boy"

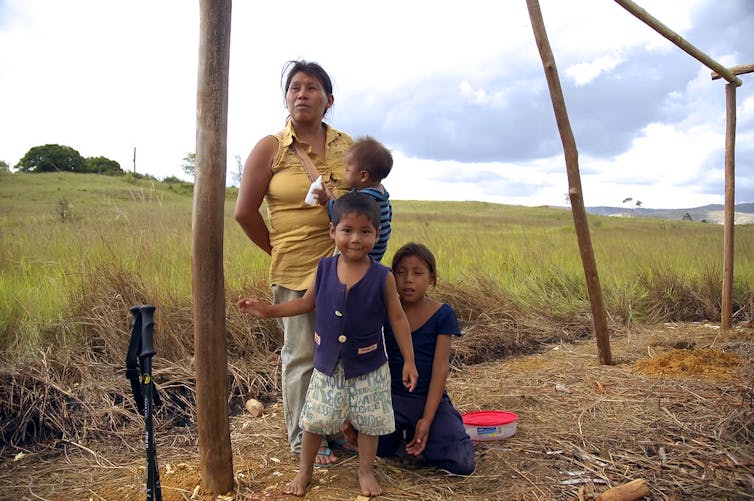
[319,136,393,262]
[238,191,417,497]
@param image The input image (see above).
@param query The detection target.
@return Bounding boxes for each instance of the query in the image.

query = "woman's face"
[286,71,333,123]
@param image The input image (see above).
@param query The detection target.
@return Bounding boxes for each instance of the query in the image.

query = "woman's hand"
[406,418,431,456]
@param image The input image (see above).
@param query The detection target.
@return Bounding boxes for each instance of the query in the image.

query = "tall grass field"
[2,170,753,445]
[2,171,753,355]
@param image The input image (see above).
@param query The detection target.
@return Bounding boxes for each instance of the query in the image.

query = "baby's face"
[344,155,369,189]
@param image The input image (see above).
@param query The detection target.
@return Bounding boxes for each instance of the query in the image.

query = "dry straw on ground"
[2,322,752,500]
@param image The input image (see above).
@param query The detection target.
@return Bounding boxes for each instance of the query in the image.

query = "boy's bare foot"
[283,469,313,496]
[358,467,382,497]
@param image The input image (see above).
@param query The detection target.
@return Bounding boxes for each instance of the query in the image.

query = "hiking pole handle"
[138,305,156,358]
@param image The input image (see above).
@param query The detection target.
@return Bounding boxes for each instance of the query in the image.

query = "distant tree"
[232,154,243,186]
[682,212,693,221]
[622,197,634,213]
[181,152,196,177]
[0,160,9,172]
[635,200,642,209]
[84,156,123,174]
[16,144,86,173]
[162,175,187,184]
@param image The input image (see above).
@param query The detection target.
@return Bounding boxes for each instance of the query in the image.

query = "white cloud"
[566,55,625,86]
[1,0,752,208]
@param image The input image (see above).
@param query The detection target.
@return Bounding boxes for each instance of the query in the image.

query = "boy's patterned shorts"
[300,362,395,437]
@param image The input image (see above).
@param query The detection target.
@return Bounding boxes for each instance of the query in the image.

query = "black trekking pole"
[128,305,163,501]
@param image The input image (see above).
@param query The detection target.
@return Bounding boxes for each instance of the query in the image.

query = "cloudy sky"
[1,0,752,209]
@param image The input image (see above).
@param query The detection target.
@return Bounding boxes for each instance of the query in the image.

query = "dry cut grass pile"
[1,322,752,500]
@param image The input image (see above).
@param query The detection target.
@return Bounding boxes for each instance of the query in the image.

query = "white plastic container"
[304,176,324,206]
[462,410,518,441]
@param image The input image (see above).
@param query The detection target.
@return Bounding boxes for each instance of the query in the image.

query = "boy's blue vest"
[313,256,389,379]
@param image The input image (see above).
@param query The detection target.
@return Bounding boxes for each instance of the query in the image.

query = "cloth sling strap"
[126,310,162,414]
[290,140,334,200]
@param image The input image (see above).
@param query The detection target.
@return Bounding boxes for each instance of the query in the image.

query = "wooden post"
[526,0,612,365]
[714,65,753,329]
[721,83,736,330]
[192,0,234,494]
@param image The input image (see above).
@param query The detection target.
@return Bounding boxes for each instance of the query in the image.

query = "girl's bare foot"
[283,469,313,497]
[358,467,382,497]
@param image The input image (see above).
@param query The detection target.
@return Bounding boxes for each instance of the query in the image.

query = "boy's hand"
[402,362,418,392]
[237,297,271,318]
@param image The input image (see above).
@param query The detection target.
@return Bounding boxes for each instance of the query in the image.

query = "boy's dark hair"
[348,136,393,181]
[391,242,437,287]
[332,191,381,231]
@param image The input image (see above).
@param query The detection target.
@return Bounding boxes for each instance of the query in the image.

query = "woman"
[234,60,352,465]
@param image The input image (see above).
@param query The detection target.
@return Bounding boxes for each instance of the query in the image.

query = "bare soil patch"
[2,322,753,500]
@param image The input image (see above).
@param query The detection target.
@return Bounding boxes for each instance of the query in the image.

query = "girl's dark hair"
[391,242,437,287]
[281,59,334,98]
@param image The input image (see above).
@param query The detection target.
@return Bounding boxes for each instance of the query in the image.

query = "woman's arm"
[406,334,452,456]
[384,272,418,391]
[234,135,278,255]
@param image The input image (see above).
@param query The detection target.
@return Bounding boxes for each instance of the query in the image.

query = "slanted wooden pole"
[192,0,233,494]
[526,0,612,365]
[613,0,741,87]
[721,83,736,330]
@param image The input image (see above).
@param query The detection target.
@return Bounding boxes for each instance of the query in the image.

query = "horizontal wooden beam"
[614,0,743,87]
[711,63,754,81]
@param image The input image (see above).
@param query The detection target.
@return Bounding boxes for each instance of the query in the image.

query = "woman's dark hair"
[391,242,437,288]
[281,60,334,97]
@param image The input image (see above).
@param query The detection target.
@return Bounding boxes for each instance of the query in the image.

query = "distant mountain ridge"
[581,202,754,224]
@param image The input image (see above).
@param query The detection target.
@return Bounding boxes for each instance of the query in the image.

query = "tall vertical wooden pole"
[527,0,612,365]
[192,0,233,494]
[721,83,736,330]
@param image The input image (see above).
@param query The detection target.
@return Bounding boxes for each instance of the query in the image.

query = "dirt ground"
[2,322,753,501]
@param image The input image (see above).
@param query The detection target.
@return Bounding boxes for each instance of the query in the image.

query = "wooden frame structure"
[526,0,751,375]
[192,0,750,493]
[611,0,752,331]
